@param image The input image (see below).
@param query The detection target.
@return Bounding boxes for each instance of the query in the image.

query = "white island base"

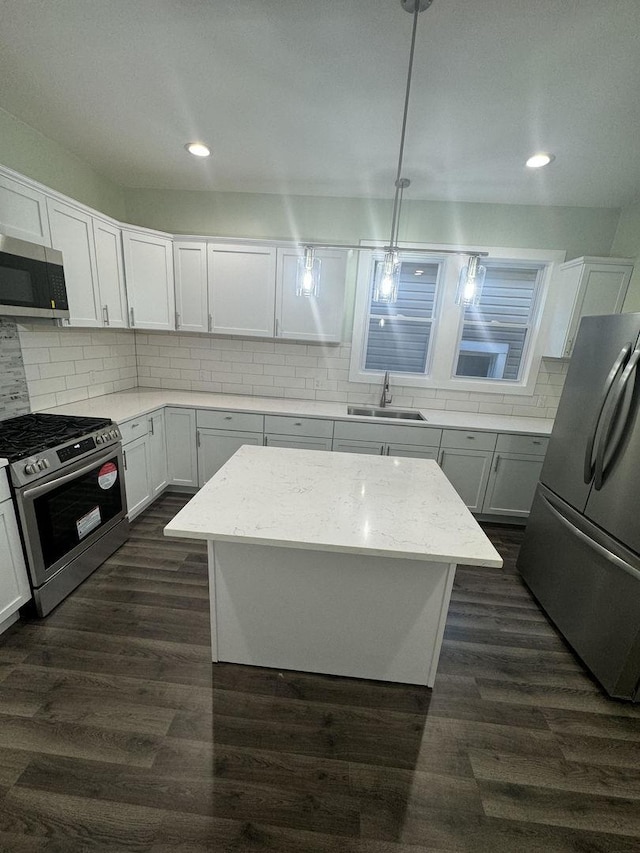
[210,541,456,687]
[165,445,502,688]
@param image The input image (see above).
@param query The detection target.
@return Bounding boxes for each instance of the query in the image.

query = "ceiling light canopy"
[185,142,211,158]
[526,152,555,169]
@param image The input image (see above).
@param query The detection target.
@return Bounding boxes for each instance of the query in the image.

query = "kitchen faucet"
[379,371,392,408]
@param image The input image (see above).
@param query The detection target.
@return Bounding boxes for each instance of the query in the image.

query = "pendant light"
[456,255,486,307]
[296,1,488,297]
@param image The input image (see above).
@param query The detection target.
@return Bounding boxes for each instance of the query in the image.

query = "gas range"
[0,412,129,617]
[0,413,122,487]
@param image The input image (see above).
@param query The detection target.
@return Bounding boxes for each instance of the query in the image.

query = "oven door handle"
[21,447,122,501]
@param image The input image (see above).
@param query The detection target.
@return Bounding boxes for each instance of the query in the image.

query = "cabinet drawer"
[496,433,549,456]
[264,415,333,439]
[334,420,442,447]
[441,429,497,452]
[197,409,264,433]
[0,469,11,503]
[119,416,149,445]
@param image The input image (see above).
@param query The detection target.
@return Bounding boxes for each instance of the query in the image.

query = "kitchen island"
[164,445,502,686]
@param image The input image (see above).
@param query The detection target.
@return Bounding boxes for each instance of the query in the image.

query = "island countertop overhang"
[164,445,503,568]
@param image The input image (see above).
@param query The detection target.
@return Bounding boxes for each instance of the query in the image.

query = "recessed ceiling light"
[526,152,555,169]
[185,142,211,158]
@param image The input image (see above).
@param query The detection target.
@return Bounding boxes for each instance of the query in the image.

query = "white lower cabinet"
[263,415,333,452]
[0,480,31,628]
[439,448,493,513]
[482,453,545,518]
[123,434,151,519]
[480,434,549,518]
[332,420,442,460]
[147,409,168,498]
[196,409,264,486]
[166,408,198,488]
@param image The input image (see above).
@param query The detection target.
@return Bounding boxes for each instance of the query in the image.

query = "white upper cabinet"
[0,173,51,246]
[174,241,209,333]
[208,243,276,337]
[545,257,634,358]
[122,230,175,330]
[93,218,128,328]
[275,247,347,342]
[47,198,102,327]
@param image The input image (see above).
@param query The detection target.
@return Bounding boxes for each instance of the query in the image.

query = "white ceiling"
[1,0,639,208]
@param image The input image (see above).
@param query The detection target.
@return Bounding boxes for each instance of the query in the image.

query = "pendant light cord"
[388,2,421,251]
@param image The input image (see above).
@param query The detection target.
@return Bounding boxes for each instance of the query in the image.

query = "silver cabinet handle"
[294,422,302,427]
[196,430,201,448]
[175,311,181,329]
[493,454,500,472]
[379,445,385,455]
[149,417,154,435]
[466,435,475,440]
[275,318,279,337]
[208,313,213,333]
[386,446,391,455]
[123,450,127,470]
[103,305,109,326]
[532,440,541,445]
[224,416,232,420]
[264,435,268,446]
[129,307,135,327]
[131,422,139,428]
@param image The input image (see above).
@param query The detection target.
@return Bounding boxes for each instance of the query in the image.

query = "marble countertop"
[41,388,554,436]
[164,445,503,568]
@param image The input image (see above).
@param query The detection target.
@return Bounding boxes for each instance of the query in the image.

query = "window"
[364,260,440,374]
[454,264,541,382]
[350,244,563,395]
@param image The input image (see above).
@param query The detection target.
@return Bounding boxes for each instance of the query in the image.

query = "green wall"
[123,187,620,261]
[612,201,640,312]
[0,108,125,220]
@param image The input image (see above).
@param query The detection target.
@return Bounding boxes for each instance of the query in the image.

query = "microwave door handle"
[21,448,122,501]
[582,343,632,484]
[593,346,640,490]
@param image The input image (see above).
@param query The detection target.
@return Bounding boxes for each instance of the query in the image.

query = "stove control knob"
[42,459,50,469]
[110,429,118,439]
[24,463,37,475]
[96,435,104,444]
[37,460,46,471]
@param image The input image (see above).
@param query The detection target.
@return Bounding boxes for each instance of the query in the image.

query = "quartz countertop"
[41,388,554,435]
[164,445,503,568]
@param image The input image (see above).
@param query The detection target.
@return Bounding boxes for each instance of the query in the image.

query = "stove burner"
[0,413,113,461]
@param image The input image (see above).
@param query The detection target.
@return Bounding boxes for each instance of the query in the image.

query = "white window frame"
[350,242,566,396]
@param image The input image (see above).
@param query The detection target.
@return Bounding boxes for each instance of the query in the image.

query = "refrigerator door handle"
[594,346,640,490]
[582,343,632,484]
[543,493,640,582]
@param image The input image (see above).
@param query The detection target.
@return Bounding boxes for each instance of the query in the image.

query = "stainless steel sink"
[347,406,426,421]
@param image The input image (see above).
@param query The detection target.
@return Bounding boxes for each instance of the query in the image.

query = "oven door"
[15,446,127,588]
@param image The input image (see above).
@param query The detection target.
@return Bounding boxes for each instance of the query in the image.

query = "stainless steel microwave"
[0,234,69,319]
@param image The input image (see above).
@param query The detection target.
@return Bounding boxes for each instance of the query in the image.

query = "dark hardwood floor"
[1,491,639,852]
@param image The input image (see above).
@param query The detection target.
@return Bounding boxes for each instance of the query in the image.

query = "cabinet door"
[0,498,31,622]
[123,231,175,330]
[93,218,128,328]
[174,241,208,333]
[47,198,101,327]
[563,263,633,357]
[148,409,168,498]
[166,407,198,487]
[264,435,332,451]
[198,429,263,486]
[0,174,51,246]
[332,439,385,455]
[482,452,544,518]
[275,247,347,342]
[208,244,276,337]
[386,444,439,461]
[123,435,151,520]
[438,448,493,513]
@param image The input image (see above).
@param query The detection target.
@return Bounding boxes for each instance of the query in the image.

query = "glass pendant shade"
[296,249,321,297]
[373,251,401,304]
[456,256,486,307]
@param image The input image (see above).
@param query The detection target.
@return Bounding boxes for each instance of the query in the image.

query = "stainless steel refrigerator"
[517,312,640,702]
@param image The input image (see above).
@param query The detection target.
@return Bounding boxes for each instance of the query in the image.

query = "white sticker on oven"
[77,506,101,540]
[97,461,118,490]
